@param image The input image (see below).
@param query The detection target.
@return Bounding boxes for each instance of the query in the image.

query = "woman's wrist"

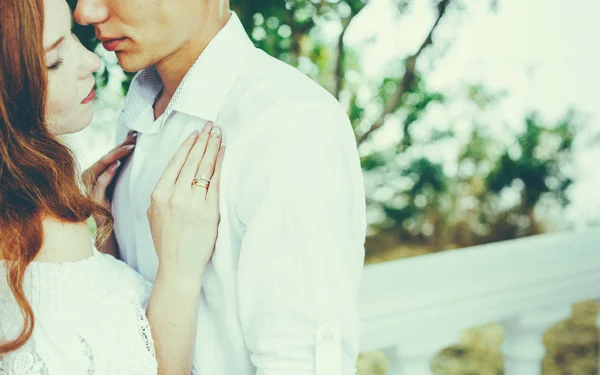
[155,265,203,294]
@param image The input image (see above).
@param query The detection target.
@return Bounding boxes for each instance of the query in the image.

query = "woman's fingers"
[206,146,225,205]
[174,123,215,190]
[84,144,134,183]
[154,131,200,191]
[147,124,224,285]
[91,161,121,205]
[192,127,222,190]
[86,131,137,179]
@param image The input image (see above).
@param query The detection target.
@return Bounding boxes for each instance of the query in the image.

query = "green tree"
[483,111,579,238]
[69,0,583,256]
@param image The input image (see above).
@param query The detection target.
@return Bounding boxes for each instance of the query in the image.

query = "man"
[75,0,367,374]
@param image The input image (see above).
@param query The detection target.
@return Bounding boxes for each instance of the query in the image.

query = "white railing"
[359,228,600,375]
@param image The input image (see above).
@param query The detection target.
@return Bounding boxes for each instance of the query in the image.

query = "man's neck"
[155,11,232,101]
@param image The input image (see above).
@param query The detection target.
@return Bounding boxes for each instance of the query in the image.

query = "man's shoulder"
[225,51,355,154]
[234,50,343,115]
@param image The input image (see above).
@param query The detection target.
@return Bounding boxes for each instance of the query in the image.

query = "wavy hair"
[0,0,112,354]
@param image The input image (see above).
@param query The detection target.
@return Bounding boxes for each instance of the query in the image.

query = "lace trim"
[79,335,95,375]
[0,334,96,375]
[0,338,50,375]
[135,305,156,358]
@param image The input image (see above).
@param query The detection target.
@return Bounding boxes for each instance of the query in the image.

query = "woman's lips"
[102,38,126,52]
[81,88,95,104]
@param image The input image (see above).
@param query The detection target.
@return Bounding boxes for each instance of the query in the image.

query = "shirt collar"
[121,12,255,134]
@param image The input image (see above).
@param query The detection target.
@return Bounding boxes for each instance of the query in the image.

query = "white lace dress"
[0,249,157,375]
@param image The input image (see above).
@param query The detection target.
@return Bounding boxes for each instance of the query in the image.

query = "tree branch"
[334,14,356,99]
[287,15,314,61]
[356,0,452,146]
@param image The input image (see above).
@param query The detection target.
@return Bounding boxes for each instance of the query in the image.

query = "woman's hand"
[145,123,223,375]
[147,122,223,284]
[83,130,137,225]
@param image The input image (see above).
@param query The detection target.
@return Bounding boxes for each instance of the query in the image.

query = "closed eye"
[49,59,64,71]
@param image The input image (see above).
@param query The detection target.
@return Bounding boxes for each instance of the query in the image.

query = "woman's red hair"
[0,0,112,354]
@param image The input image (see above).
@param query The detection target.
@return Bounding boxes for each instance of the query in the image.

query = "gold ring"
[192,179,210,189]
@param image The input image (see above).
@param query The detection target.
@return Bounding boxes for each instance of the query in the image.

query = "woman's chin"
[51,106,95,136]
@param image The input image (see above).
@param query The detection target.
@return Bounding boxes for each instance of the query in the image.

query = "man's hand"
[83,130,137,225]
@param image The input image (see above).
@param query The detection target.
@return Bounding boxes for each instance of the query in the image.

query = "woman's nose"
[78,47,101,79]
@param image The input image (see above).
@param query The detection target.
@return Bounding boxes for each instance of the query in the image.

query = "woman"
[0,0,222,373]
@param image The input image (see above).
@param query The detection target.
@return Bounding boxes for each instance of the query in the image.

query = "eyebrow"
[45,15,74,53]
[45,36,65,52]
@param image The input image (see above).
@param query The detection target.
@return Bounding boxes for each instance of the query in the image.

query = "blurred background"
[67,0,600,373]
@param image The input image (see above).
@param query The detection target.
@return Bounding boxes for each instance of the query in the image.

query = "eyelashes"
[47,31,79,72]
[48,59,64,71]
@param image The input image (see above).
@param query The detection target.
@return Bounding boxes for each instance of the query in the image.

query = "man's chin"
[115,53,152,73]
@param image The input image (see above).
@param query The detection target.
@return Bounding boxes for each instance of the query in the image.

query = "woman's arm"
[146,272,202,375]
[145,123,223,375]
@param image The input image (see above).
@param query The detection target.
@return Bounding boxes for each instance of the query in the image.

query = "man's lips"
[101,38,126,52]
[81,87,95,104]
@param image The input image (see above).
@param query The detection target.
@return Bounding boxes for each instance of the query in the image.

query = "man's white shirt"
[112,12,366,375]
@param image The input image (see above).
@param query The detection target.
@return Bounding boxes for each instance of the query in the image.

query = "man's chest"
[115,119,248,288]
[113,112,251,254]
[128,120,211,201]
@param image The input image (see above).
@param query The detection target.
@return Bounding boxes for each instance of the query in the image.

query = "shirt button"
[322,327,334,341]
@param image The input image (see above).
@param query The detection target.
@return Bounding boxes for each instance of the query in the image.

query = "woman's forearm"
[146,269,202,375]
[143,127,222,375]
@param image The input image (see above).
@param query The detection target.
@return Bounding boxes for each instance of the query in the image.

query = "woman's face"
[43,0,101,136]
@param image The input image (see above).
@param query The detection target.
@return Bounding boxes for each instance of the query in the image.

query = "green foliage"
[69,0,584,254]
[486,112,578,210]
[403,158,448,195]
[361,152,387,172]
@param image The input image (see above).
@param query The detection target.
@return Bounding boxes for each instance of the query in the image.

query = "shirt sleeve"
[236,101,367,375]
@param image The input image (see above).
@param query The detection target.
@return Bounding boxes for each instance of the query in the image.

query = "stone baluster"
[597,301,600,375]
[501,306,571,375]
[382,329,459,375]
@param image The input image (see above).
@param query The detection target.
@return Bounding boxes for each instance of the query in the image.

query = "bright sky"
[70,0,600,228]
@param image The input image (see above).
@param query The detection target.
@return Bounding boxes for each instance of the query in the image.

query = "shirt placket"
[127,133,147,273]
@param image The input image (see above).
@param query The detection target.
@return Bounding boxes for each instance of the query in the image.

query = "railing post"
[382,330,459,375]
[597,301,600,375]
[501,306,571,375]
